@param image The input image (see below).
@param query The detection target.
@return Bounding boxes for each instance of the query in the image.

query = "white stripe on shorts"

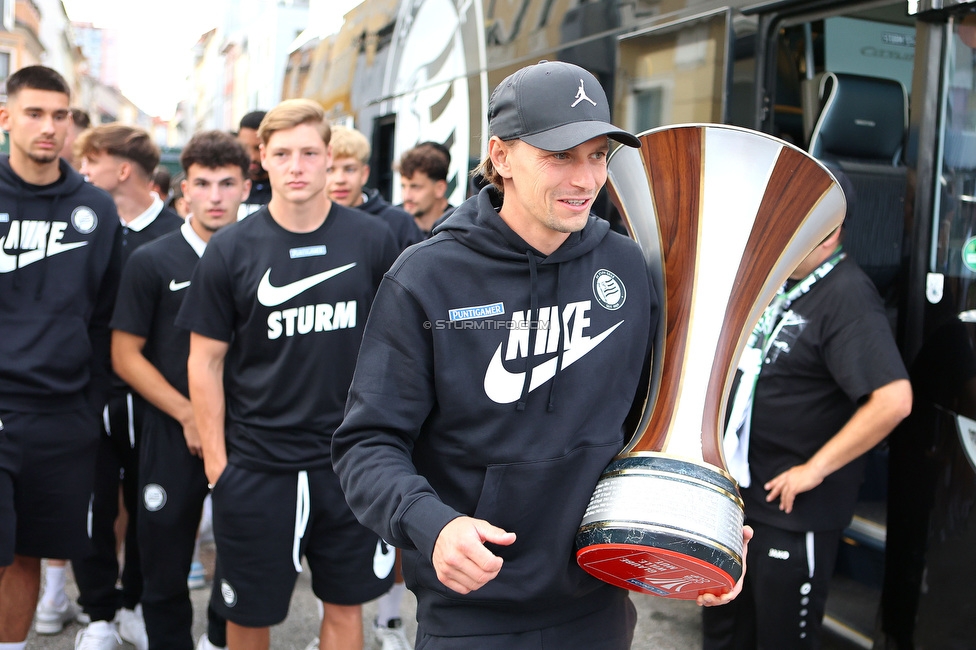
[293,470,311,572]
[806,531,815,578]
[126,393,135,448]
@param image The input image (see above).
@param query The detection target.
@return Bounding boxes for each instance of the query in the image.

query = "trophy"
[575,124,846,599]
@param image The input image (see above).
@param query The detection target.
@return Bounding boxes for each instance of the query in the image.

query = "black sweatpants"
[74,392,144,622]
[701,520,842,650]
[137,407,210,650]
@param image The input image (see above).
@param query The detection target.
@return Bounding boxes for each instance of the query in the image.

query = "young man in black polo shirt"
[111,131,250,650]
[178,99,397,650]
[73,124,183,650]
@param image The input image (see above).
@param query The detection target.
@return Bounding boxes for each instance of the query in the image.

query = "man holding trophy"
[333,60,746,650]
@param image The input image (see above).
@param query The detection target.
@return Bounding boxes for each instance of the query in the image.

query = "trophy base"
[576,455,744,599]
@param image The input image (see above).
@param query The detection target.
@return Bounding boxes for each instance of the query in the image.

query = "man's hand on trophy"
[697,525,754,607]
[432,516,517,594]
[764,463,825,513]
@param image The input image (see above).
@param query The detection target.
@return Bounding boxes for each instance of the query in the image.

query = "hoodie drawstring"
[547,263,565,412]
[517,251,564,412]
[517,251,540,411]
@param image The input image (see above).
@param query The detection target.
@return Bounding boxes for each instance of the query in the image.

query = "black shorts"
[209,462,393,627]
[0,408,100,564]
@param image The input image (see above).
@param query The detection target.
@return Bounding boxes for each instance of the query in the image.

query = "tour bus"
[290,0,976,647]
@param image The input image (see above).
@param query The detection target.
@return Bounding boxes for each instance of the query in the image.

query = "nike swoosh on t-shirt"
[169,279,191,291]
[256,262,357,307]
[483,320,624,404]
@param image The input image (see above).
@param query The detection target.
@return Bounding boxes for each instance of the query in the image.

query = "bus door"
[751,2,916,645]
[881,4,976,647]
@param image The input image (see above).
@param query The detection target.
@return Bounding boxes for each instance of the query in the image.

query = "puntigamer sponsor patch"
[289,245,327,259]
[448,302,505,321]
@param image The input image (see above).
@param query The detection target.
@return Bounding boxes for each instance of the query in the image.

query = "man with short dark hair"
[111,131,250,650]
[0,65,121,650]
[150,166,171,203]
[397,141,452,236]
[236,110,271,218]
[74,123,183,650]
[59,107,91,170]
[333,60,746,650]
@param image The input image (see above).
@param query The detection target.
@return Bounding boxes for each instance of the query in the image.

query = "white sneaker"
[117,605,148,650]
[35,597,81,634]
[196,634,227,650]
[188,561,207,590]
[75,620,123,650]
[303,639,319,650]
[374,618,412,650]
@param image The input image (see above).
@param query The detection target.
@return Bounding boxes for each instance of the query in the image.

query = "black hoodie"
[333,186,657,636]
[0,156,120,412]
[359,187,424,251]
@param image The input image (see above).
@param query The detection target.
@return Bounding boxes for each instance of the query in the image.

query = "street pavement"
[26,544,858,649]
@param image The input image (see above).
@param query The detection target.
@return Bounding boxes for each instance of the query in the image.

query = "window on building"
[0,51,10,98]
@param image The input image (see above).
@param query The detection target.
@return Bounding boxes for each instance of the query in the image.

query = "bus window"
[769,3,915,149]
[370,115,397,202]
[616,9,735,133]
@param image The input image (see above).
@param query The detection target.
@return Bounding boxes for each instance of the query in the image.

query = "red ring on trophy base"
[577,543,736,599]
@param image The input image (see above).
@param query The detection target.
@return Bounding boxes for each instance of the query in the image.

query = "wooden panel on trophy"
[631,126,703,455]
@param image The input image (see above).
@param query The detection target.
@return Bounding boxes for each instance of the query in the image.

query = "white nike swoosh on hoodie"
[483,320,624,404]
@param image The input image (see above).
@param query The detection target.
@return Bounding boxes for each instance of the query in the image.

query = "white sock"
[0,642,28,649]
[376,582,406,627]
[192,534,201,565]
[41,564,67,606]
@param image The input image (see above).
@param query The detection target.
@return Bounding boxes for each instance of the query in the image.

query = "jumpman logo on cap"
[572,79,598,108]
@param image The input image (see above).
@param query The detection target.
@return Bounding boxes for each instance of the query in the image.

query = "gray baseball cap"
[488,60,640,151]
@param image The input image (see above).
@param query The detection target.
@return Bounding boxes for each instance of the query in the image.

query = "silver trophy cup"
[576,124,846,599]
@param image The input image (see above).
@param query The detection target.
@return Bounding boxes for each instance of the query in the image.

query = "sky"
[60,0,364,120]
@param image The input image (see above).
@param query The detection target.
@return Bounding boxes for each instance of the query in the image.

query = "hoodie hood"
[360,187,424,250]
[0,155,87,197]
[435,186,610,264]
